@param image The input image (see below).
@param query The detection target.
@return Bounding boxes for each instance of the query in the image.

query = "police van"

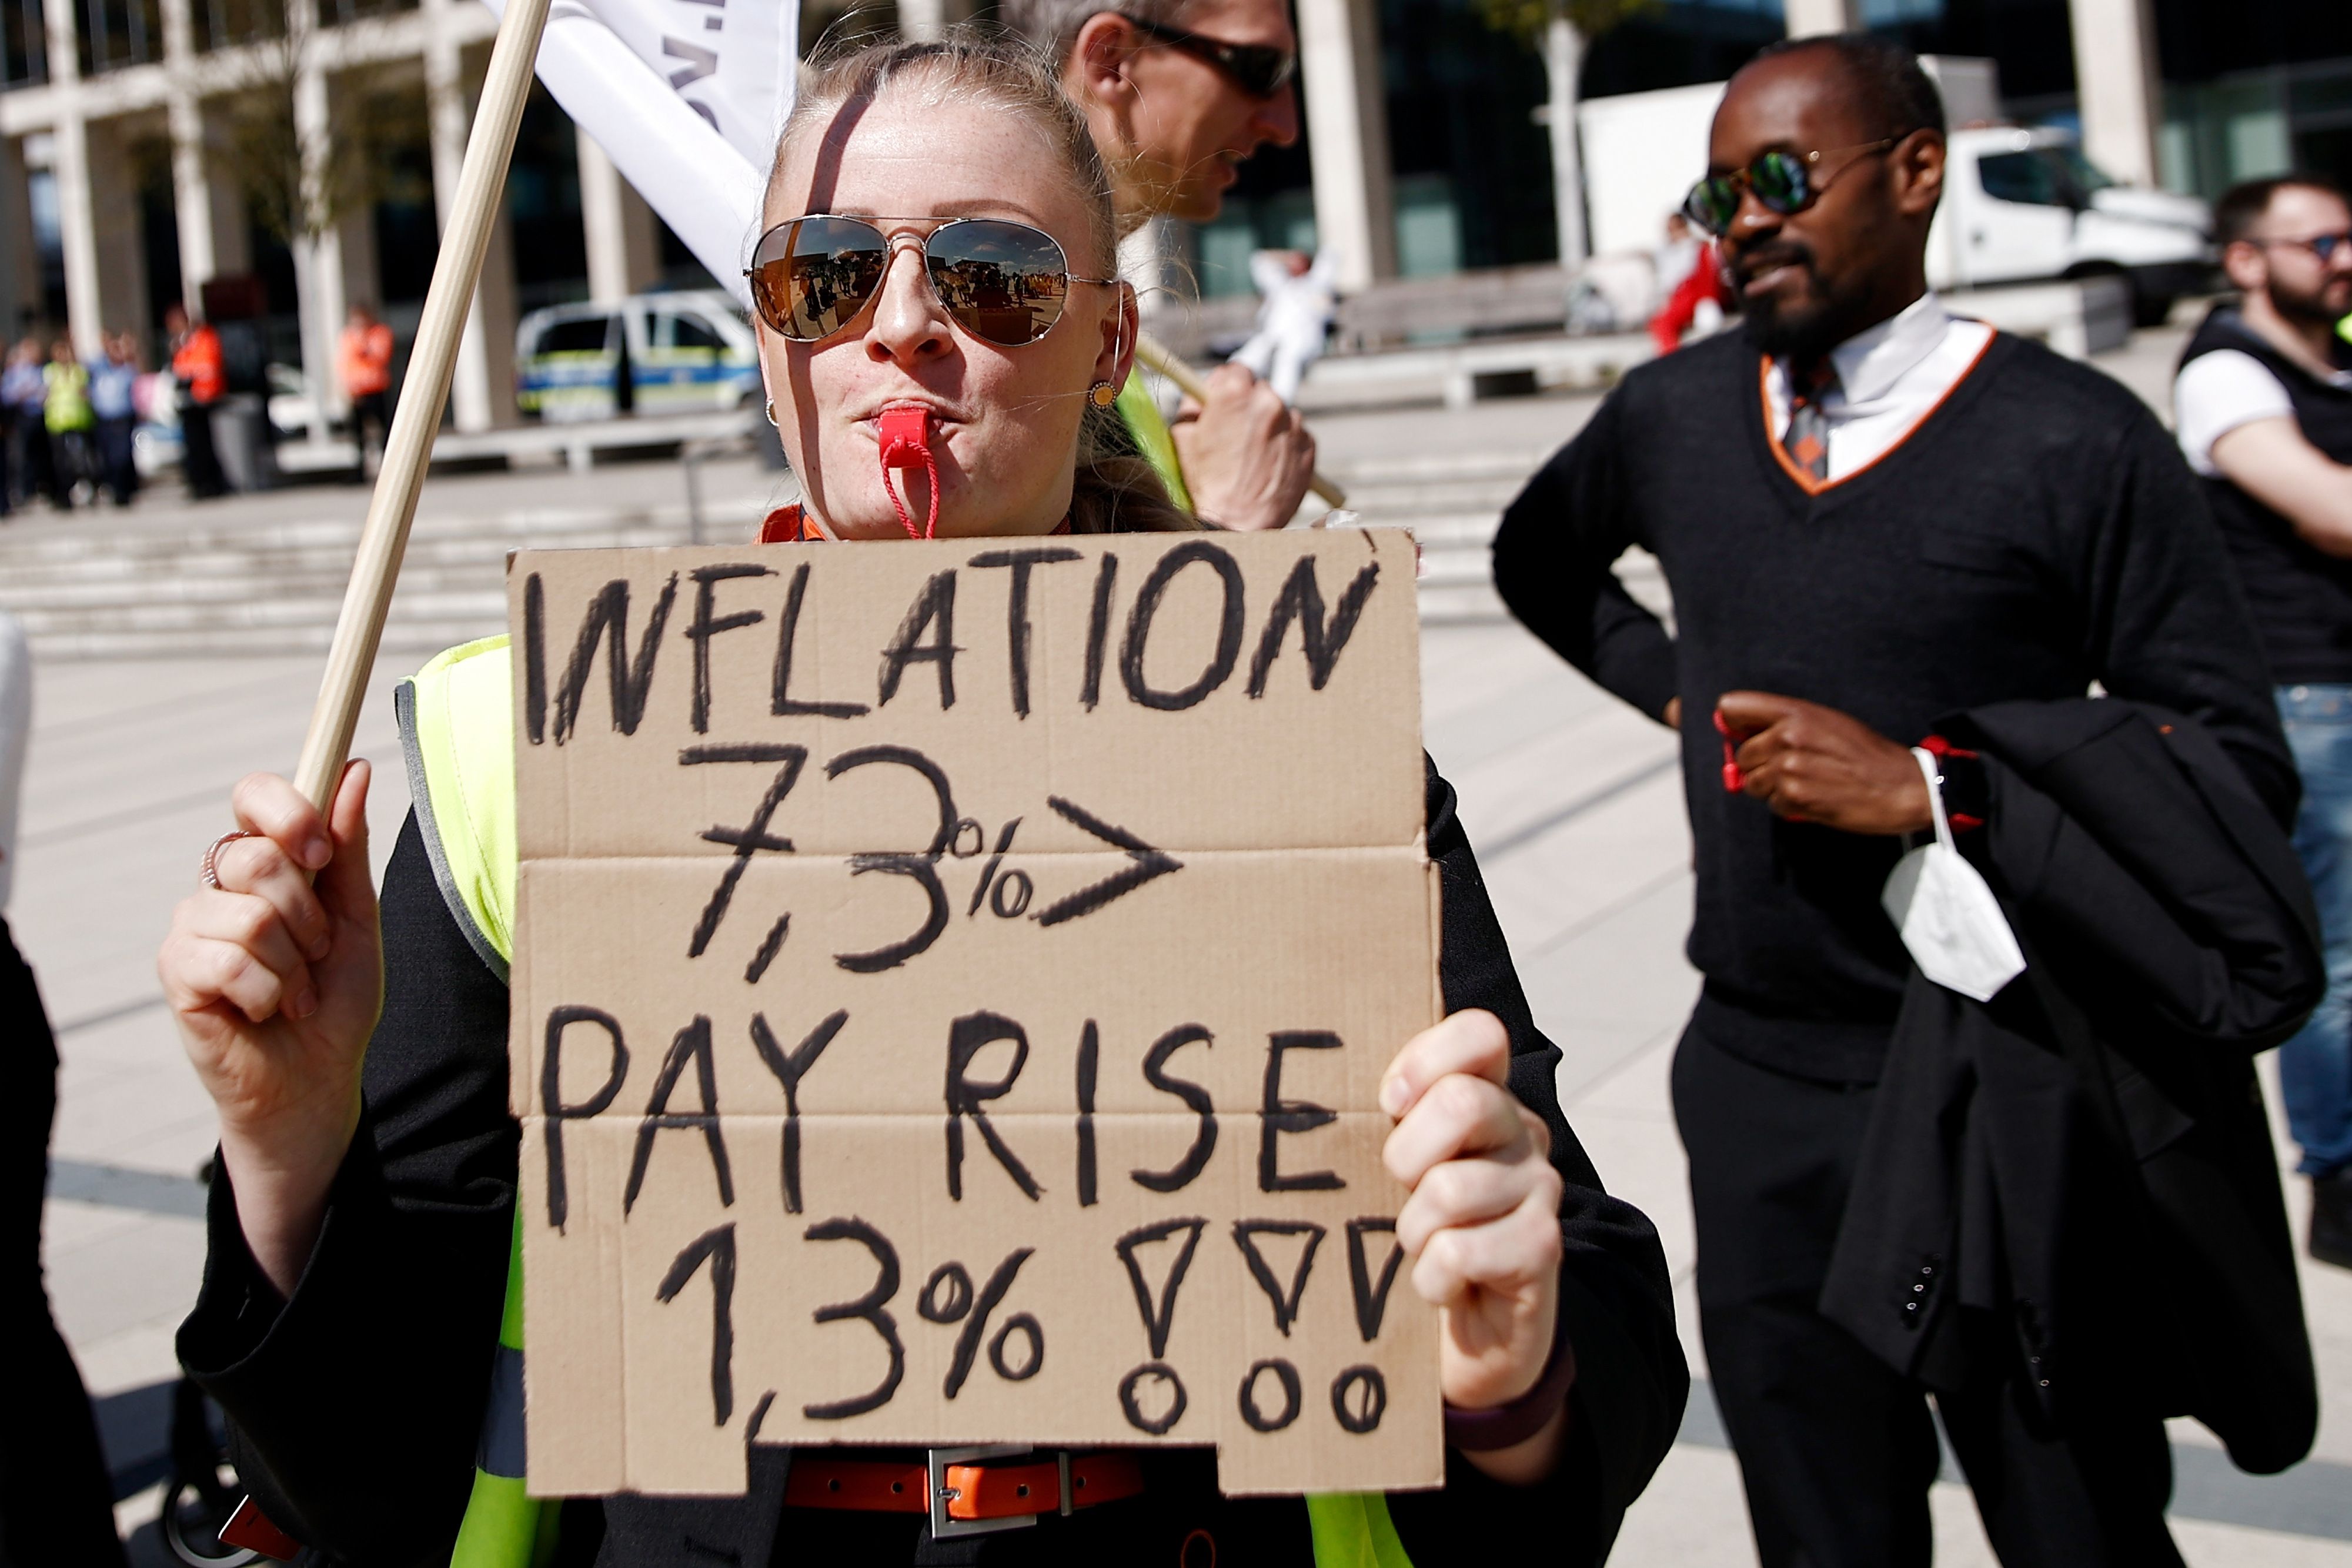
[514,291,760,422]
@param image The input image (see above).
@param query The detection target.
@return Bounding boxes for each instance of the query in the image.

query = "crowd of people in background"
[0,330,151,516]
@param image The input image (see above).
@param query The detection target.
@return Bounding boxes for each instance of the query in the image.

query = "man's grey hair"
[995,0,1196,68]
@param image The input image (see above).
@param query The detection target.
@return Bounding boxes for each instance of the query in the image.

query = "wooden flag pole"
[1132,332,1348,510]
[289,0,556,811]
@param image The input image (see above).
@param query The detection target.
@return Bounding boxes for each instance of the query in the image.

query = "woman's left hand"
[1381,1008,1568,1482]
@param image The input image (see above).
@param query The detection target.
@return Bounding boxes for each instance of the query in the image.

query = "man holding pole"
[1004,0,1319,530]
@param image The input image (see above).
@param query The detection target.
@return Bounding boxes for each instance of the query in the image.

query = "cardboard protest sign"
[506,530,1442,1499]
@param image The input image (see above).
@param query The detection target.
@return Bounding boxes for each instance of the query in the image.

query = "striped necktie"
[1781,357,1840,481]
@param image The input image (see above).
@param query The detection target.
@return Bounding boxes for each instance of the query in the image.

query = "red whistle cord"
[1713,708,1745,794]
[877,406,941,540]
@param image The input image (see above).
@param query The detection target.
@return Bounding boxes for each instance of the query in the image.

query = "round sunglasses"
[745,215,1120,348]
[1682,138,1899,237]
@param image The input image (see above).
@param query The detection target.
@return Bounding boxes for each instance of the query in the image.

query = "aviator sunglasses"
[1682,138,1899,237]
[745,215,1120,347]
[1120,13,1297,99]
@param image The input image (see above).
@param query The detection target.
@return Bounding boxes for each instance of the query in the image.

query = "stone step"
[0,462,1569,654]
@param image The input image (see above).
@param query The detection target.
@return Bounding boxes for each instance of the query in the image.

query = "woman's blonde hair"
[769,32,1202,535]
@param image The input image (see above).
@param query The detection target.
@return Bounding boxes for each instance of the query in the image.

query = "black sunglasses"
[744,215,1119,347]
[1682,139,1899,238]
[1120,13,1296,99]
[2253,231,2352,263]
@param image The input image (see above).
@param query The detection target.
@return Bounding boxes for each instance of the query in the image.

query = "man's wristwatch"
[1442,1324,1577,1452]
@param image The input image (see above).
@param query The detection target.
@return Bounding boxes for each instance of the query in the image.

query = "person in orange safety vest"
[339,305,395,472]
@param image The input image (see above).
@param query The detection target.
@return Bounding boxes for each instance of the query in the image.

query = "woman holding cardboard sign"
[158,37,1683,1567]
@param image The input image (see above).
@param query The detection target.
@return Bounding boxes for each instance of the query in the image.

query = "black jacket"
[1822,700,2320,1473]
[178,763,1689,1568]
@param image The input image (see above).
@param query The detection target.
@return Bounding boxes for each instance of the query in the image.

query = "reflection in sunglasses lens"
[750,218,891,342]
[926,220,1073,347]
[747,216,1081,347]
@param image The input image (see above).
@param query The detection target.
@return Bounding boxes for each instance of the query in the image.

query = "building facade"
[1,0,2343,430]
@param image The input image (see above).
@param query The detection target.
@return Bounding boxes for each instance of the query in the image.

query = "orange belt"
[785,1450,1144,1522]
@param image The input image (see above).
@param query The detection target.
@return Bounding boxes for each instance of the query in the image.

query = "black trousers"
[0,919,128,1567]
[95,416,135,505]
[1671,1018,2183,1568]
[179,400,226,499]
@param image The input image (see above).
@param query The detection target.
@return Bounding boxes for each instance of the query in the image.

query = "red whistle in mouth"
[876,406,940,539]
[878,404,930,468]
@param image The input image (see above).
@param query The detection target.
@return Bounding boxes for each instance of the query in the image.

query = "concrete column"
[577,133,662,305]
[43,0,105,356]
[160,0,216,311]
[85,119,151,345]
[425,0,516,429]
[0,138,34,339]
[1783,0,1862,36]
[474,194,520,424]
[2067,0,2163,188]
[205,117,255,278]
[289,0,347,429]
[1294,0,1396,291]
[1544,9,1586,268]
[897,0,975,43]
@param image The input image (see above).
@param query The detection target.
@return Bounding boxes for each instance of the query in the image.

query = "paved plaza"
[12,332,2352,1562]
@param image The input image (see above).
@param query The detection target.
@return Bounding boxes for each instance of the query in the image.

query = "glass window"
[663,313,727,352]
[1977,150,2065,206]
[536,316,615,354]
[2043,145,2114,198]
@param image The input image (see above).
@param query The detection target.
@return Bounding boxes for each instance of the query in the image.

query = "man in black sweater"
[1492,32,2294,1568]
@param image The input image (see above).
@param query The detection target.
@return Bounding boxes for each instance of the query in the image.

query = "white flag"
[477,0,797,312]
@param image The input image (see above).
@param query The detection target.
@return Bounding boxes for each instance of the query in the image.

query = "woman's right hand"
[159,762,383,1296]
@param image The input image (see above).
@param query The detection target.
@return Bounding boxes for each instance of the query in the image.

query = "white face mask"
[1880,747,2026,1003]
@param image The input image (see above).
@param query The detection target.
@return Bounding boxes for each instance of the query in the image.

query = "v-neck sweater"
[1494,327,2294,1081]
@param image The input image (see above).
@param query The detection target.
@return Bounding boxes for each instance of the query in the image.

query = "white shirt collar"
[1824,292,1954,408]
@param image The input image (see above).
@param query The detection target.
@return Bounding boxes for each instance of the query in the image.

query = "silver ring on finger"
[202,829,260,890]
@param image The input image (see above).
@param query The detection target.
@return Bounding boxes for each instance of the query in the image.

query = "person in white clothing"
[2172,174,2352,1269]
[1229,247,1338,404]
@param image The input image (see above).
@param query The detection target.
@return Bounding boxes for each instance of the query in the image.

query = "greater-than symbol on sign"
[1033,796,1182,927]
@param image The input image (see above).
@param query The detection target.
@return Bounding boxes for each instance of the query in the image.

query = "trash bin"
[210,393,280,493]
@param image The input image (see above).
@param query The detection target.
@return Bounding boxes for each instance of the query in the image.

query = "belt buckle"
[927,1445,1038,1539]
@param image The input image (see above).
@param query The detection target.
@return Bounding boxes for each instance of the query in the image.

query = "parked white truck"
[1578,63,2213,327]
